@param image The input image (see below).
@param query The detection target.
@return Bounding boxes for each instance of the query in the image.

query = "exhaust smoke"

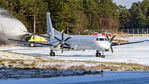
[0,9,27,45]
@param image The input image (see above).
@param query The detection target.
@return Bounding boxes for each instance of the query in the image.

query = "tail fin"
[46,12,54,39]
[46,12,62,39]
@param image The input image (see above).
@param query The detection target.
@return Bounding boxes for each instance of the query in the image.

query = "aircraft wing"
[8,39,53,46]
[112,41,144,46]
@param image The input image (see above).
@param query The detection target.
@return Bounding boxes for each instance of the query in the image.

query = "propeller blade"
[61,44,64,53]
[49,40,59,44]
[64,43,72,49]
[54,30,72,53]
[61,30,65,33]
[106,33,110,41]
[54,42,61,48]
[62,32,64,41]
[54,36,61,41]
[110,35,116,42]
[110,46,113,53]
[64,36,72,41]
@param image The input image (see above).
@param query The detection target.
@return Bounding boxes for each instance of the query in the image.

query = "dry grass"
[0,50,149,71]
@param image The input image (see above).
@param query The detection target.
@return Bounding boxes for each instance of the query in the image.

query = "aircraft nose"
[102,42,111,49]
[104,44,111,49]
[95,41,111,50]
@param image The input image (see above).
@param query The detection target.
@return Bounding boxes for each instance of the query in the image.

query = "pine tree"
[119,6,131,29]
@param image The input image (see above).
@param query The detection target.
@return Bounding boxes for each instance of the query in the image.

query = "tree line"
[0,0,149,34]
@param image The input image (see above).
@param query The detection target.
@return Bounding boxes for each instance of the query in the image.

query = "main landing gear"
[50,50,55,56]
[96,50,105,58]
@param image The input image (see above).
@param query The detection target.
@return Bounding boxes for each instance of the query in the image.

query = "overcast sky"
[113,0,143,9]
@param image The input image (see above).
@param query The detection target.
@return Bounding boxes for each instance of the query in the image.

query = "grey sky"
[113,0,143,9]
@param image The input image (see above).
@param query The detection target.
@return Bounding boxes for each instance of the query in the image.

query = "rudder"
[46,12,54,40]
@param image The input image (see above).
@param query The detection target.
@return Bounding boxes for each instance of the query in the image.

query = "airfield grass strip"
[0,50,149,71]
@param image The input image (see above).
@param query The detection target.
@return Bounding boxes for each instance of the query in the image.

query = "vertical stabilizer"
[46,12,54,39]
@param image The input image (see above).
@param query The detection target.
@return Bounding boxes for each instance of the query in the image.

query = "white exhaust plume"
[0,9,27,44]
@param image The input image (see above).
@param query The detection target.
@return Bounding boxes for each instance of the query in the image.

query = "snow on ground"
[0,36,149,65]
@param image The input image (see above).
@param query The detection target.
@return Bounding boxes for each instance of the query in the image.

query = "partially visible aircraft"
[9,12,144,58]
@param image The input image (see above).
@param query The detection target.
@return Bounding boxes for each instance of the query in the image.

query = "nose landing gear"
[96,50,101,57]
[96,50,105,58]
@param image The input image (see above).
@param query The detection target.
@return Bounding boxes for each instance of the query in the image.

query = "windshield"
[96,38,108,41]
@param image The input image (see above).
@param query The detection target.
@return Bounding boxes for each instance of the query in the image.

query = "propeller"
[106,33,116,53]
[53,30,72,53]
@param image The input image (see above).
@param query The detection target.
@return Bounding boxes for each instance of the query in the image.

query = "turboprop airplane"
[46,13,116,58]
[35,12,115,58]
[9,12,144,58]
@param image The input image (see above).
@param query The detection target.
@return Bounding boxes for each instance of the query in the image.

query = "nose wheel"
[96,50,101,57]
[50,50,55,56]
[96,50,105,58]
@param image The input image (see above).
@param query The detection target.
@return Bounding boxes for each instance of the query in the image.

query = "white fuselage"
[46,12,111,52]
[49,34,111,51]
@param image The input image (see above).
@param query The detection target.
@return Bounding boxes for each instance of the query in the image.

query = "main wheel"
[52,52,55,56]
[50,50,55,56]
[96,52,101,57]
[101,55,105,58]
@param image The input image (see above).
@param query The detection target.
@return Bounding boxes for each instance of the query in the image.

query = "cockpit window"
[99,38,104,41]
[96,38,108,41]
[104,38,108,41]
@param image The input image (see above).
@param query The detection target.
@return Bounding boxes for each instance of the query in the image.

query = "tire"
[96,53,101,57]
[50,51,55,56]
[29,43,35,47]
[50,52,53,56]
[52,52,55,56]
[96,53,98,57]
[101,55,105,58]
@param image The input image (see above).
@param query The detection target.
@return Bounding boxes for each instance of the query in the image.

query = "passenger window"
[99,38,104,41]
[96,38,98,41]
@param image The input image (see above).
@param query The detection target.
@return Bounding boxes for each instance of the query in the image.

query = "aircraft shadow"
[57,55,95,57]
[25,53,95,57]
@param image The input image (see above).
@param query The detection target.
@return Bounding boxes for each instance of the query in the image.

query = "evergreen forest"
[0,0,149,34]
